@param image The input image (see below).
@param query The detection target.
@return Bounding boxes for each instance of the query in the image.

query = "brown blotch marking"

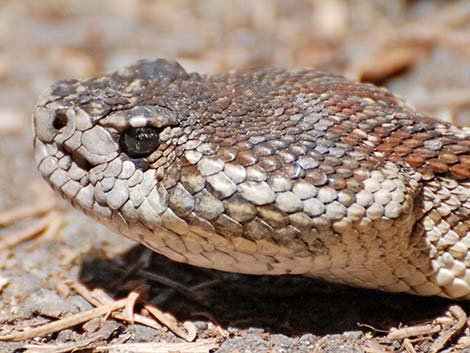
[413,148,438,159]
[385,136,402,146]
[377,143,394,154]
[439,153,459,165]
[446,144,469,155]
[236,140,252,151]
[258,156,282,172]
[449,165,470,179]
[403,138,423,148]
[330,125,351,136]
[342,135,362,146]
[393,130,412,140]
[388,155,401,164]
[406,154,426,167]
[236,150,259,167]
[374,126,392,137]
[217,147,238,162]
[394,145,412,156]
[461,156,470,167]
[427,159,450,173]
[328,175,347,190]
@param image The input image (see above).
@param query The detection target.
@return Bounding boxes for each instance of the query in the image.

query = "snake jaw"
[32,68,191,260]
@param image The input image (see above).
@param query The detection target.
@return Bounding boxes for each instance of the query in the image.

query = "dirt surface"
[0,1,469,352]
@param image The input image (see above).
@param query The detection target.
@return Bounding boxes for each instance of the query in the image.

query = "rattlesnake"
[33,59,470,298]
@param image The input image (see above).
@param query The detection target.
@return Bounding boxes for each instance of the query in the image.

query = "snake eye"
[120,127,161,158]
[52,110,68,130]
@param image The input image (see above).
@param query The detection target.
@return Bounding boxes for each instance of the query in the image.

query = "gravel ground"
[0,1,469,352]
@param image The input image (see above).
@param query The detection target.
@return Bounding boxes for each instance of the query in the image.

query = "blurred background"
[1,0,469,133]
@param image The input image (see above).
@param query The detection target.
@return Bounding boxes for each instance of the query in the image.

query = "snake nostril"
[52,110,68,130]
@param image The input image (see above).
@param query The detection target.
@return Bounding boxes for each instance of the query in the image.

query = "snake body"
[33,59,470,298]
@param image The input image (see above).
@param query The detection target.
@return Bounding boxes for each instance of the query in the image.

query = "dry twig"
[94,340,219,353]
[388,324,441,340]
[145,304,198,341]
[0,298,127,342]
[430,305,467,353]
[0,211,60,251]
[70,281,164,331]
[22,335,102,353]
[0,198,56,226]
[403,338,417,353]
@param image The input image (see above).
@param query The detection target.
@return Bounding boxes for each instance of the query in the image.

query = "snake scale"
[33,59,470,299]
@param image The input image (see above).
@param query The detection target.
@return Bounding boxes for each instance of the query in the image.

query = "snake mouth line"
[70,150,92,172]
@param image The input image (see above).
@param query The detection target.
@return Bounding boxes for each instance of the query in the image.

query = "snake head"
[33,59,203,247]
